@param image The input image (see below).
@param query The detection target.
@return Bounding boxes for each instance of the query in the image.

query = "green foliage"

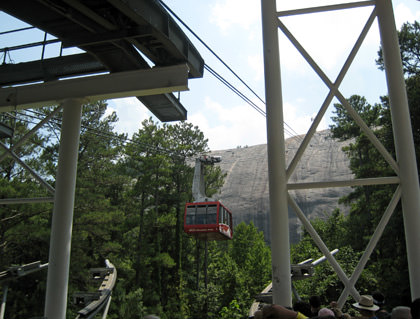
[219,299,243,319]
[328,93,410,307]
[110,285,146,319]
[324,20,420,307]
[377,21,420,77]
[6,20,420,315]
[203,222,272,318]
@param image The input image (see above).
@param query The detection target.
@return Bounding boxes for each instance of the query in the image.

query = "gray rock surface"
[210,130,353,244]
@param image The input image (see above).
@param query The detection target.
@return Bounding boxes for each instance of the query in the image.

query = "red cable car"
[184,201,233,241]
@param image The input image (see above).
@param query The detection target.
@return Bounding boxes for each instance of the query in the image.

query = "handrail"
[75,259,117,319]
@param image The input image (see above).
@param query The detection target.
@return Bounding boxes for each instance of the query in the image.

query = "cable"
[204,64,265,117]
[158,0,304,142]
[1,4,303,142]
[157,0,265,106]
[204,64,303,140]
[5,110,189,160]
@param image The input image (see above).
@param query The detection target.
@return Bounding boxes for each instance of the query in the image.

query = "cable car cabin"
[184,201,233,241]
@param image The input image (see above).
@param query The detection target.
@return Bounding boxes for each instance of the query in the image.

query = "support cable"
[158,0,303,141]
[157,0,265,106]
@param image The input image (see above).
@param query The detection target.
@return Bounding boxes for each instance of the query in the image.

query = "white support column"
[376,0,420,301]
[44,98,83,319]
[0,285,8,319]
[261,0,292,306]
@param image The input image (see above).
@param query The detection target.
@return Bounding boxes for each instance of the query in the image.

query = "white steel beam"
[44,99,83,319]
[288,194,361,301]
[0,64,189,111]
[0,197,54,205]
[261,0,292,306]
[0,286,7,319]
[337,186,402,307]
[288,176,400,190]
[277,1,375,17]
[0,106,62,163]
[0,141,55,194]
[376,0,420,301]
[260,0,420,309]
[277,18,399,175]
[286,9,377,179]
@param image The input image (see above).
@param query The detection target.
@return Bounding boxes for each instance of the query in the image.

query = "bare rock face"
[210,130,353,244]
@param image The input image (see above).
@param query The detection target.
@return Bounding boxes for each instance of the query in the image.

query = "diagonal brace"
[337,186,401,307]
[277,16,399,175]
[0,141,55,194]
[288,193,360,300]
[286,8,377,179]
[0,106,63,164]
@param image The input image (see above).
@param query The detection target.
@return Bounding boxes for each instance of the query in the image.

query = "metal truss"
[261,0,420,307]
[0,106,63,205]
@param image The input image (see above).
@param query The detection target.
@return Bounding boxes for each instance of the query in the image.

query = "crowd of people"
[251,293,420,319]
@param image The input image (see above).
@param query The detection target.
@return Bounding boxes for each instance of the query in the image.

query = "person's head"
[391,306,412,319]
[294,300,312,317]
[377,309,391,319]
[310,295,322,314]
[253,310,263,319]
[330,305,343,319]
[341,313,352,319]
[353,295,380,317]
[262,304,299,319]
[319,307,335,318]
[310,296,322,309]
[411,299,420,319]
[372,291,386,307]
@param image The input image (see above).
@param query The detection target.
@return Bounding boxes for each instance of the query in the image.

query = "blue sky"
[2,1,420,150]
[108,0,420,150]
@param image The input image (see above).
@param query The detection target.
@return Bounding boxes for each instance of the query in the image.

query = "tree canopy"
[0,108,271,318]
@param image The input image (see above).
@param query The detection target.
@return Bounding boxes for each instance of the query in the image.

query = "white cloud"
[187,96,329,150]
[209,0,260,34]
[247,53,264,81]
[106,97,151,138]
[188,96,266,150]
[107,0,417,151]
[278,6,375,74]
[394,2,420,27]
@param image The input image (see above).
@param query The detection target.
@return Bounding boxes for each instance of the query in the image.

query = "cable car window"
[186,206,196,225]
[207,204,217,224]
[196,205,207,224]
[224,208,228,225]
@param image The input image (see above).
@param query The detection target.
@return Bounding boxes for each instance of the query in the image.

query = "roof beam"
[0,64,189,111]
[0,54,107,86]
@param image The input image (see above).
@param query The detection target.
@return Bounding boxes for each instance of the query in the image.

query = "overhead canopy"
[0,0,204,121]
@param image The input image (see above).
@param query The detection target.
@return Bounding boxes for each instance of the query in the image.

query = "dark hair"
[372,291,386,306]
[310,296,322,308]
[412,298,420,319]
[294,300,312,317]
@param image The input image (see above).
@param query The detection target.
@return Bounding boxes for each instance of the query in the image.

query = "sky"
[107,0,420,150]
[2,1,420,151]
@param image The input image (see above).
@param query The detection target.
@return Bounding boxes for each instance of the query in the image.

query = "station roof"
[0,0,204,122]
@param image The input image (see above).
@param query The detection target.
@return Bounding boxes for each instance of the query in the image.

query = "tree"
[1,105,273,317]
[197,222,272,318]
[327,19,420,305]
[377,21,420,77]
[291,211,378,313]
[120,118,226,318]
[0,110,53,319]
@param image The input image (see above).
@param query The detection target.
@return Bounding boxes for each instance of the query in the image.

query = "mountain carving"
[211,130,353,244]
